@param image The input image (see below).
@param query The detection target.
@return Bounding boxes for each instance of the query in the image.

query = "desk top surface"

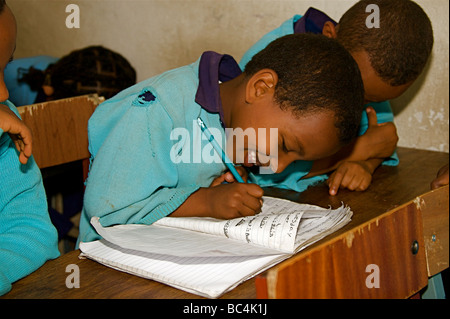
[2,147,448,299]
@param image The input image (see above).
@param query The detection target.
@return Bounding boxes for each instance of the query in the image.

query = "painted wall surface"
[7,0,449,152]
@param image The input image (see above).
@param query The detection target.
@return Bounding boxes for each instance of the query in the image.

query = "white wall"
[8,0,449,152]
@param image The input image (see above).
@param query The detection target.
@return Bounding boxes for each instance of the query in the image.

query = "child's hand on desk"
[327,160,377,195]
[0,104,33,165]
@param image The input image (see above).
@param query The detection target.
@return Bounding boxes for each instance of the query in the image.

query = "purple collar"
[195,51,242,127]
[294,7,337,34]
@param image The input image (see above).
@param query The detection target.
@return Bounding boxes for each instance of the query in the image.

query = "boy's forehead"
[279,110,342,160]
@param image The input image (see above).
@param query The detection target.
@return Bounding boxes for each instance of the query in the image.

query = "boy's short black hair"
[244,33,364,145]
[337,0,433,86]
[0,0,6,13]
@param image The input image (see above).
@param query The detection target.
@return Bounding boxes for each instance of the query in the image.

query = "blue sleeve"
[360,101,399,166]
[78,92,201,244]
[239,15,301,70]
[0,101,59,296]
[249,160,326,193]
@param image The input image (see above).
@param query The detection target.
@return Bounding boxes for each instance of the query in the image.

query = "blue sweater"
[0,100,59,296]
[241,11,399,191]
[78,57,229,244]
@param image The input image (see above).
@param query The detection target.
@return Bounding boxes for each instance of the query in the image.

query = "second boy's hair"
[337,0,433,86]
[244,33,364,145]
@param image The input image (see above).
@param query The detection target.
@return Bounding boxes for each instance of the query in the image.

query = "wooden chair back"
[17,94,104,169]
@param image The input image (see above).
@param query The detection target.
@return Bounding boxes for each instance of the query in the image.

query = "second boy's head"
[222,33,364,173]
[322,0,433,103]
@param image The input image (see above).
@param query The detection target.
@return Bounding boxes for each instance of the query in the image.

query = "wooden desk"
[2,147,448,299]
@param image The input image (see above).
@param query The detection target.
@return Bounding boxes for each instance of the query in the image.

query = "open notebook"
[79,196,352,298]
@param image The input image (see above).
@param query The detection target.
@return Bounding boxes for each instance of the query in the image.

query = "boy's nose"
[273,155,291,174]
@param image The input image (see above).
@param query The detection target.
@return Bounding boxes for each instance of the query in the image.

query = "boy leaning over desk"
[240,0,433,195]
[78,33,394,245]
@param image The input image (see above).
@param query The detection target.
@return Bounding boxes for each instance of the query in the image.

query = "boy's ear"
[245,69,278,104]
[322,21,338,39]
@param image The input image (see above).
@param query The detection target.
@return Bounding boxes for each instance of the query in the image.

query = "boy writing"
[78,33,375,243]
[240,0,433,195]
[0,0,59,296]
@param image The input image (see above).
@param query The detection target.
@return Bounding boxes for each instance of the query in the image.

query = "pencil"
[197,117,245,183]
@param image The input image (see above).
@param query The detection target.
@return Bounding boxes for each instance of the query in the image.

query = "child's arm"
[171,166,263,219]
[170,182,264,219]
[0,103,32,165]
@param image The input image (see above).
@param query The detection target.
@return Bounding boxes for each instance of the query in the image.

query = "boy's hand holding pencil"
[170,182,263,219]
[210,166,249,186]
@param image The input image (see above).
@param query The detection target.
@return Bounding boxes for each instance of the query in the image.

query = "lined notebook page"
[79,240,287,298]
[92,218,285,257]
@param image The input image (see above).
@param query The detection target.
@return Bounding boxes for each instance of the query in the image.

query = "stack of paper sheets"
[79,196,352,298]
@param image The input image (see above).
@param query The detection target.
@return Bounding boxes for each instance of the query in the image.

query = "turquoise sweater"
[78,57,228,244]
[0,100,59,296]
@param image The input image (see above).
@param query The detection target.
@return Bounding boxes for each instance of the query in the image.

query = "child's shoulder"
[87,59,204,157]
[105,58,201,105]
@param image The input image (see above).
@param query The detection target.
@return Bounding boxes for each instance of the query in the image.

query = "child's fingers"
[239,202,260,216]
[328,170,345,195]
[366,106,378,127]
[224,167,248,183]
[210,174,227,187]
[236,166,249,182]
[346,175,361,191]
[11,136,31,165]
[245,183,264,198]
[18,152,29,165]
[20,131,33,158]
[224,171,237,183]
[15,136,32,158]
[242,194,263,214]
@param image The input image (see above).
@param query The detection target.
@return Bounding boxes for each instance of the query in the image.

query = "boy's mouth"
[241,149,279,174]
[242,150,268,167]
